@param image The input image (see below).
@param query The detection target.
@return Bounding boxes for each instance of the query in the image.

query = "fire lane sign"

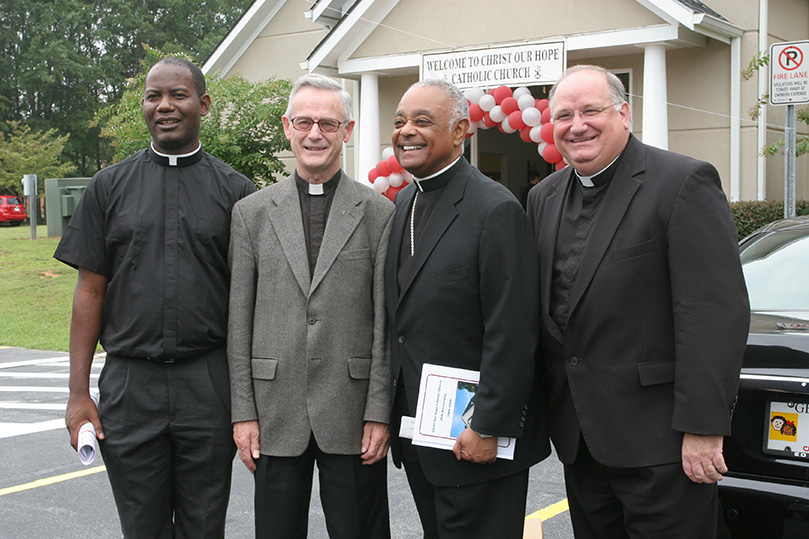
[770,41,809,105]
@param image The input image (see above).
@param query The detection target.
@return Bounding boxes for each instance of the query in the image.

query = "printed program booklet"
[408,363,516,460]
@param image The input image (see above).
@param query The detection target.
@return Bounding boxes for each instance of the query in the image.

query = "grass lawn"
[0,224,75,351]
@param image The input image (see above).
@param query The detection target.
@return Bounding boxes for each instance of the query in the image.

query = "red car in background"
[0,195,27,226]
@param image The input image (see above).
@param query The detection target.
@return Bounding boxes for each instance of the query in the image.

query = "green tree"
[95,49,291,186]
[0,121,77,197]
[0,0,253,177]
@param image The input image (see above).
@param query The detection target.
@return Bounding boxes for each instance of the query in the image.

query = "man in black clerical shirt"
[527,65,748,538]
[227,74,394,538]
[56,57,255,539]
[385,79,549,538]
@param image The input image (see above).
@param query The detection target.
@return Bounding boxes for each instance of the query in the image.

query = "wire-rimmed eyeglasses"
[290,117,345,133]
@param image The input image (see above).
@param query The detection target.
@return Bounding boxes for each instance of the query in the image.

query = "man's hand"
[361,421,390,465]
[233,420,261,473]
[682,433,727,484]
[452,428,497,464]
[65,392,103,451]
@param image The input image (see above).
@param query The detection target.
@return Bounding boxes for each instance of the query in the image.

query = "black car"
[720,216,809,538]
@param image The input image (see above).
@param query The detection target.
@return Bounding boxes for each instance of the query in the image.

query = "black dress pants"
[564,436,718,539]
[98,350,235,539]
[254,435,390,539]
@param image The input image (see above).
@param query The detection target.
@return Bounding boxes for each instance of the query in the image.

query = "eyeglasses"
[290,117,345,133]
[551,104,619,124]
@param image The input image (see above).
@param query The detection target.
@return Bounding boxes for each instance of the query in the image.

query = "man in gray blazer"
[227,74,395,538]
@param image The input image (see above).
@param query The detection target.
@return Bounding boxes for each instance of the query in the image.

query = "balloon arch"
[368,84,567,201]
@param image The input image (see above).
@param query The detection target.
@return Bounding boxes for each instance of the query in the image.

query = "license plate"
[765,400,809,460]
[13,207,20,212]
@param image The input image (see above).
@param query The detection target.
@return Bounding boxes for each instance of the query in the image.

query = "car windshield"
[7,197,21,205]
[741,229,809,311]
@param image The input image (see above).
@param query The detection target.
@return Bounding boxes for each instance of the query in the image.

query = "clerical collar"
[574,151,624,188]
[295,170,341,196]
[412,157,462,193]
[149,143,203,167]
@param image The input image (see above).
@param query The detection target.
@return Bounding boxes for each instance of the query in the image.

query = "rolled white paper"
[77,391,100,465]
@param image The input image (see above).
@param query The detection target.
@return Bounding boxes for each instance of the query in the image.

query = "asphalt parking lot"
[0,346,573,538]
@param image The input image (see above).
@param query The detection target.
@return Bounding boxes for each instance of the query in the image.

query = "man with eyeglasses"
[227,74,394,538]
[527,64,749,537]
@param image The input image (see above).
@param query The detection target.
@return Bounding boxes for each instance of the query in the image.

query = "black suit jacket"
[527,135,749,468]
[386,158,550,487]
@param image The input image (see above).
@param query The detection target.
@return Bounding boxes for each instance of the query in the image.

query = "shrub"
[730,200,809,240]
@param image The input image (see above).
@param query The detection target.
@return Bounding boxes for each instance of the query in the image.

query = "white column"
[757,0,768,200]
[730,37,742,202]
[357,73,380,187]
[642,44,669,150]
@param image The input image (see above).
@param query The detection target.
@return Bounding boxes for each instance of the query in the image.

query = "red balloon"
[508,110,525,130]
[376,161,391,177]
[469,104,485,123]
[541,107,552,124]
[542,143,563,164]
[493,85,512,105]
[368,168,379,183]
[540,122,555,144]
[536,98,549,112]
[497,122,508,134]
[386,154,403,173]
[519,126,533,143]
[555,160,568,171]
[385,184,404,201]
[482,111,497,128]
[500,97,519,115]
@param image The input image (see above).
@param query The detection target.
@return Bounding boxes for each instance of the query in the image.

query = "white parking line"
[0,386,70,392]
[0,358,70,369]
[0,373,99,379]
[0,402,67,410]
[0,419,65,439]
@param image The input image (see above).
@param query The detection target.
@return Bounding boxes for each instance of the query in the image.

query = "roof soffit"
[203,0,289,76]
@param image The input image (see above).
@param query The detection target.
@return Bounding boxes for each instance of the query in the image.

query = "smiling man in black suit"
[385,79,550,538]
[527,64,750,538]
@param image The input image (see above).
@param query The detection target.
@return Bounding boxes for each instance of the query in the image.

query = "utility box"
[45,178,91,237]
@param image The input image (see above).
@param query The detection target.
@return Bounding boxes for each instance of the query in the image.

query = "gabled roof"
[202,0,289,76]
[205,0,742,79]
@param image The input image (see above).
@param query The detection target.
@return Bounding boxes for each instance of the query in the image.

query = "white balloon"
[464,87,485,105]
[518,94,536,111]
[529,125,543,143]
[382,147,395,160]
[522,107,542,127]
[513,87,531,99]
[489,105,506,123]
[537,141,548,155]
[388,172,404,188]
[402,170,413,183]
[501,117,517,133]
[478,121,491,130]
[373,176,390,193]
[479,94,496,112]
[466,121,478,135]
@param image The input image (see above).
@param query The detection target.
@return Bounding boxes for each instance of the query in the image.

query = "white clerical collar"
[575,154,620,187]
[413,157,462,192]
[151,142,202,167]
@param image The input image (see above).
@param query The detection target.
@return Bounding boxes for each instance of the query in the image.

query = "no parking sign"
[770,41,809,105]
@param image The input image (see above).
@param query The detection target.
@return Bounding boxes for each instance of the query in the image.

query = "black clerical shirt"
[397,158,463,291]
[54,146,256,360]
[549,152,624,330]
[295,170,341,277]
